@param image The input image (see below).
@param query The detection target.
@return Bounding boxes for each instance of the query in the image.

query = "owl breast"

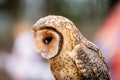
[49,53,81,80]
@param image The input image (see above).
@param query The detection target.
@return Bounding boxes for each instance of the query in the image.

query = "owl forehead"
[33,15,75,30]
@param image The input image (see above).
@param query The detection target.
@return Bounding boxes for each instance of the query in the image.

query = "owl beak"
[41,50,46,53]
[34,46,47,54]
[34,46,41,53]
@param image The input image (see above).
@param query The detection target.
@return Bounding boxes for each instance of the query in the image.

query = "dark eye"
[43,36,52,44]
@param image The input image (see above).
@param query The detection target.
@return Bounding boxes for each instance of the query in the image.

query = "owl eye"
[43,36,52,44]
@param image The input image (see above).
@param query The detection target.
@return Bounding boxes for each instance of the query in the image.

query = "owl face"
[32,27,62,59]
[32,15,81,59]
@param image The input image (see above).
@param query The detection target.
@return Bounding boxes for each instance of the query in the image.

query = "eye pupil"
[43,36,52,44]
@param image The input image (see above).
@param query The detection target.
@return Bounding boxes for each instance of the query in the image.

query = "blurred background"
[0,0,120,80]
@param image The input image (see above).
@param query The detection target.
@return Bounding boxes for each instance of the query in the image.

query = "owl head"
[32,15,82,59]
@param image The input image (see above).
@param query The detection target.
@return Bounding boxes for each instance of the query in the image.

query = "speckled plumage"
[32,15,110,80]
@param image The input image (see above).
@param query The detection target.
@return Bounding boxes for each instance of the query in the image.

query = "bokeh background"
[0,0,120,80]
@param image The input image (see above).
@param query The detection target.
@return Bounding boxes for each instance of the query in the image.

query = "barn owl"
[32,15,110,80]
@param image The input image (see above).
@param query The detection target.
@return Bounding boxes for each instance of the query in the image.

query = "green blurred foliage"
[0,0,110,50]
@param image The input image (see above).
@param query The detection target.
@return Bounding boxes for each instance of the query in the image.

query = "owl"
[32,15,110,80]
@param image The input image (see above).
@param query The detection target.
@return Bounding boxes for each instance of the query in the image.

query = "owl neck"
[49,49,70,62]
